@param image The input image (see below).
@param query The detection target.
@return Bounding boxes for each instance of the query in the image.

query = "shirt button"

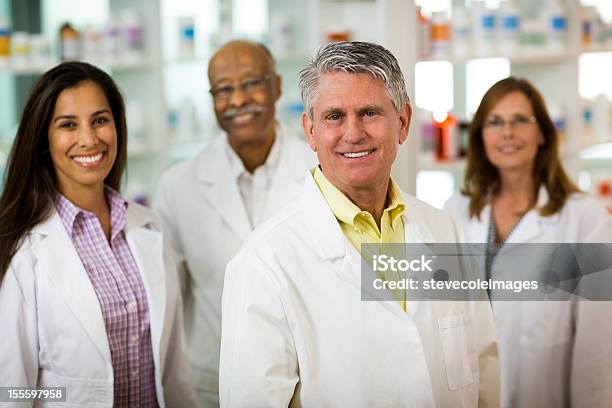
[131,370,138,379]
[127,300,137,311]
[130,335,138,344]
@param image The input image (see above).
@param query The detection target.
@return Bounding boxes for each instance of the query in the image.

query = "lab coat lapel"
[196,136,252,241]
[506,210,542,243]
[505,187,557,244]
[301,175,436,406]
[301,175,417,316]
[466,203,491,242]
[265,124,308,219]
[32,213,111,363]
[125,206,166,376]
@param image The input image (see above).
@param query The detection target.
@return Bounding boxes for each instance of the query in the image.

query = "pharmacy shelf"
[418,158,466,172]
[562,137,612,159]
[0,57,156,75]
[418,50,574,66]
[581,45,612,54]
[163,56,209,65]
[580,142,612,160]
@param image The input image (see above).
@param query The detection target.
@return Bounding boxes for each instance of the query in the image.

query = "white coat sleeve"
[153,177,189,298]
[571,206,612,407]
[160,240,197,408]
[0,253,40,407]
[219,248,299,408]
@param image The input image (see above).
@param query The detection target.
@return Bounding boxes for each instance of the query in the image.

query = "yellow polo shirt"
[312,166,407,310]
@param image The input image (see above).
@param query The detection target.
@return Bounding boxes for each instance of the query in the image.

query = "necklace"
[484,207,527,295]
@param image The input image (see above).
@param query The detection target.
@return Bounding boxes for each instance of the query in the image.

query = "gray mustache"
[222,105,264,119]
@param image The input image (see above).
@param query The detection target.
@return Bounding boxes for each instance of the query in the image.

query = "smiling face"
[482,91,544,175]
[48,80,117,199]
[302,71,411,198]
[208,41,281,150]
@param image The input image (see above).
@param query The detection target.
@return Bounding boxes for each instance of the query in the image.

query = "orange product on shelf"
[326,30,351,43]
[597,180,612,214]
[432,111,459,161]
[0,19,10,59]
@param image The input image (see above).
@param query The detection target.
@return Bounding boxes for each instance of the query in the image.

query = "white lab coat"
[0,203,196,408]
[443,189,612,408]
[219,172,500,407]
[154,122,316,406]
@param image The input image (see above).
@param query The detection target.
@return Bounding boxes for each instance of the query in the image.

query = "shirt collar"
[224,121,282,180]
[312,166,405,228]
[55,187,128,240]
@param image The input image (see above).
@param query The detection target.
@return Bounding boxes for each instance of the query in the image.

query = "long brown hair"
[462,76,578,219]
[0,61,127,281]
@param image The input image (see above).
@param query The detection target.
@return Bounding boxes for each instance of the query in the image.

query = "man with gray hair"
[219,41,499,407]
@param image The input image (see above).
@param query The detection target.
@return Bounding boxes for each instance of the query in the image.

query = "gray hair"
[298,41,410,118]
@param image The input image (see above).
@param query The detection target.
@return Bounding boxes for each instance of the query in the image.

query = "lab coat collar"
[197,121,304,185]
[301,171,348,260]
[507,185,560,243]
[30,206,166,372]
[469,185,561,243]
[31,211,112,363]
[301,171,439,261]
[194,122,308,240]
[400,195,438,244]
[194,135,253,239]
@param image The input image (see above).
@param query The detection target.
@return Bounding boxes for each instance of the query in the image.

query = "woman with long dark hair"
[444,77,612,407]
[0,61,195,407]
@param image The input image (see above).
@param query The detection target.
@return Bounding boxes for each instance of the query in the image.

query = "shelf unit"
[1,0,610,206]
[0,0,169,203]
[411,0,612,207]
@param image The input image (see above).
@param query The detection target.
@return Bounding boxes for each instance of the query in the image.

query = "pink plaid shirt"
[56,190,159,408]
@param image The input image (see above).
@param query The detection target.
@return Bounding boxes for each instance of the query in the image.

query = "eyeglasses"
[209,74,272,101]
[483,114,537,133]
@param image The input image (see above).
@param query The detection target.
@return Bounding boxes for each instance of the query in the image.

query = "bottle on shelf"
[498,0,521,56]
[270,12,292,59]
[0,17,10,67]
[596,180,612,214]
[606,22,612,49]
[325,26,351,43]
[178,16,195,59]
[433,111,459,161]
[471,0,497,57]
[59,22,79,61]
[103,19,121,60]
[545,0,567,53]
[10,32,30,68]
[547,101,567,143]
[451,4,471,61]
[30,34,50,66]
[430,11,450,59]
[127,100,146,152]
[121,11,143,62]
[418,109,436,164]
[521,18,547,55]
[176,97,199,142]
[592,94,611,143]
[81,25,101,62]
[416,7,431,59]
[580,6,603,50]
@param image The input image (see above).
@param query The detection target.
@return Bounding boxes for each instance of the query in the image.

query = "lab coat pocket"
[37,369,112,407]
[438,315,474,391]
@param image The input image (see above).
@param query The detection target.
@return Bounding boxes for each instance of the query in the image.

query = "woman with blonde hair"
[444,76,612,407]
